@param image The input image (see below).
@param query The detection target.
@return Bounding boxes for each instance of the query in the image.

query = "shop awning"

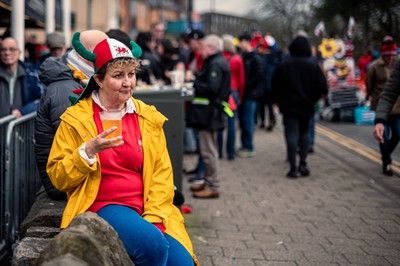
[0,0,62,29]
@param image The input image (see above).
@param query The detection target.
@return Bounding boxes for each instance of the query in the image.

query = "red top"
[357,53,372,82]
[223,51,245,101]
[88,103,144,215]
[186,51,204,72]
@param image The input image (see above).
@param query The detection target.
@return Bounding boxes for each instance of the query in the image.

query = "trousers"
[97,204,194,266]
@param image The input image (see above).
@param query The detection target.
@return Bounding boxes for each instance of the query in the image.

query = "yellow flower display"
[318,38,337,59]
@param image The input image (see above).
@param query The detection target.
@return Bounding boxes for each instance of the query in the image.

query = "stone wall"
[12,189,134,266]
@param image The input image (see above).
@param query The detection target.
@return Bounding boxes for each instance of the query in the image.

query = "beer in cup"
[99,110,123,143]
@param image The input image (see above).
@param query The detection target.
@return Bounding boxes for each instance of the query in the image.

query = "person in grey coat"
[34,30,108,200]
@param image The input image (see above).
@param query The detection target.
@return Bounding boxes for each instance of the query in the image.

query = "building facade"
[71,0,187,37]
[201,12,260,37]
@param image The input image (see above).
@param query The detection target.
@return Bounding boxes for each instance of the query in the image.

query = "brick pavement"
[182,123,400,266]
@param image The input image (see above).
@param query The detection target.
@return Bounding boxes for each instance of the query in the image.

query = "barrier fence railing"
[2,112,40,258]
[0,115,16,260]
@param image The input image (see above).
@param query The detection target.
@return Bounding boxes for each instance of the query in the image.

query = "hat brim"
[381,51,397,56]
[73,76,99,105]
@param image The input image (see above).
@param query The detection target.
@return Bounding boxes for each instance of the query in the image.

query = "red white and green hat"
[69,32,142,105]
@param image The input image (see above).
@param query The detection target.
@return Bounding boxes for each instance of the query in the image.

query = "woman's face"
[96,65,136,110]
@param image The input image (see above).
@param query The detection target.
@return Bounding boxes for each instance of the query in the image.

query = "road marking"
[316,124,400,174]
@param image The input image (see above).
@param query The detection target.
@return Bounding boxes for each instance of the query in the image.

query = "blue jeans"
[194,129,205,178]
[309,115,315,147]
[97,205,194,266]
[218,90,239,158]
[380,115,400,167]
[238,98,257,151]
[283,115,311,169]
[184,128,197,153]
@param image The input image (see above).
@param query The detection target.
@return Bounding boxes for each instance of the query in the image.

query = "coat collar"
[64,96,168,131]
[0,61,26,79]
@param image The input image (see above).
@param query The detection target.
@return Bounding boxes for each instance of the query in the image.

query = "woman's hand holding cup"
[85,127,124,158]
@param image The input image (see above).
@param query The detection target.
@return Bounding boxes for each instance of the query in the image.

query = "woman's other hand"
[85,126,124,158]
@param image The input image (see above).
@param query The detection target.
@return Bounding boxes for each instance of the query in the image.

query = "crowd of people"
[0,21,399,265]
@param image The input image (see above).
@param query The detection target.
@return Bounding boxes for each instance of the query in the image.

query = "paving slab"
[182,122,400,266]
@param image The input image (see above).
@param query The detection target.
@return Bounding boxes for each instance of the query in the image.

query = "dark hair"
[106,29,132,49]
[160,39,178,57]
[238,33,252,42]
[179,33,189,44]
[135,31,153,53]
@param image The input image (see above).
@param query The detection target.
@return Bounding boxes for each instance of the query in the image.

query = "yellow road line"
[316,124,400,174]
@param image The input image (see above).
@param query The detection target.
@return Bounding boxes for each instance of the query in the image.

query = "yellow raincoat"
[47,96,199,265]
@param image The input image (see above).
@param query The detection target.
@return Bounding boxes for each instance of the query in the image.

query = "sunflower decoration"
[318,38,337,59]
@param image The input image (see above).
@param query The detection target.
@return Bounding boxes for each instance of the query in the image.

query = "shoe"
[192,188,219,199]
[227,155,235,160]
[286,170,298,179]
[259,123,265,129]
[383,164,393,176]
[237,149,256,158]
[308,146,314,153]
[190,184,205,192]
[266,125,274,131]
[298,164,310,176]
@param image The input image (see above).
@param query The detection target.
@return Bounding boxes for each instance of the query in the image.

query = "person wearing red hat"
[368,36,399,175]
[47,33,199,266]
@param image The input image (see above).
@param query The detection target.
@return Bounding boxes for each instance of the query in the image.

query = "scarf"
[66,49,94,84]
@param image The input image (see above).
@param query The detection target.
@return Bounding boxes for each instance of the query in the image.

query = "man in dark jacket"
[272,35,327,178]
[259,48,281,131]
[0,37,43,118]
[186,34,231,198]
[368,36,399,176]
[237,33,264,158]
[374,60,400,170]
[35,30,108,200]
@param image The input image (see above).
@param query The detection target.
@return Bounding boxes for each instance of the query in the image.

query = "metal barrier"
[2,112,40,256]
[0,115,16,177]
[0,115,16,260]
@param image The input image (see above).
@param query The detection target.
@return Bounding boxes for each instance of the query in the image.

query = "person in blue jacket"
[0,37,44,118]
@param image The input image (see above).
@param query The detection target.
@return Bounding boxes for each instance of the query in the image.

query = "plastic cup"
[170,70,185,89]
[99,110,122,142]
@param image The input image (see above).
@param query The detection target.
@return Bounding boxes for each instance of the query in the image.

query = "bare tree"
[252,0,321,46]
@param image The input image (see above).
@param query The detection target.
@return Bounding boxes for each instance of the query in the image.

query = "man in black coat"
[186,34,231,198]
[237,33,264,158]
[272,35,327,178]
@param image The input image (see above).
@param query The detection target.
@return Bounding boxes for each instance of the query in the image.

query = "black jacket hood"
[288,36,312,57]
